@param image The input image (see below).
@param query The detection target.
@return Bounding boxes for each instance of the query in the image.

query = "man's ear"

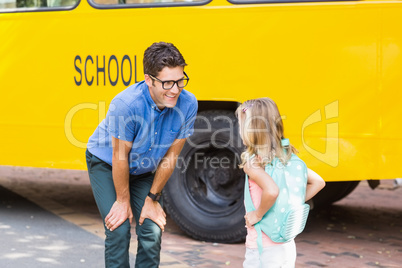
[144,74,153,87]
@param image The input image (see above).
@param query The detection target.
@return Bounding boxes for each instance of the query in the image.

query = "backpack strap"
[281,138,289,147]
[244,139,289,254]
[244,157,277,255]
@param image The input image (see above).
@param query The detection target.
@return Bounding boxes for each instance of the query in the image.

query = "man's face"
[145,66,185,110]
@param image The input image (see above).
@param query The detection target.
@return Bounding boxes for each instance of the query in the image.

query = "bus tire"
[163,110,247,243]
[312,181,360,209]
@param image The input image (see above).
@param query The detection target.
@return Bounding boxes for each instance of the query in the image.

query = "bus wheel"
[312,181,360,209]
[163,110,247,243]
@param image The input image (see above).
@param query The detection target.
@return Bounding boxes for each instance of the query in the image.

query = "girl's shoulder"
[243,155,267,177]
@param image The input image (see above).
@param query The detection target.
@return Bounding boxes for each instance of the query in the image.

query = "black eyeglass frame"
[148,72,190,90]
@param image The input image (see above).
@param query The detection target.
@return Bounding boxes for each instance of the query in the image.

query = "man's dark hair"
[143,42,187,77]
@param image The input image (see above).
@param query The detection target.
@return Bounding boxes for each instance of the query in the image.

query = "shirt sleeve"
[177,97,198,139]
[106,98,136,142]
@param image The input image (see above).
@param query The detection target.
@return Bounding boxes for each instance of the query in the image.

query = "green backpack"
[244,139,310,254]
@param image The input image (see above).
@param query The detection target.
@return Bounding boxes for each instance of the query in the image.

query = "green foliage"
[17,0,48,7]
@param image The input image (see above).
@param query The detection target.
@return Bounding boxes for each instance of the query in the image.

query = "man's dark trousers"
[86,149,162,268]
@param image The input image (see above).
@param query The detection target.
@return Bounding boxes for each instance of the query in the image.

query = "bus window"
[91,0,206,6]
[0,0,78,9]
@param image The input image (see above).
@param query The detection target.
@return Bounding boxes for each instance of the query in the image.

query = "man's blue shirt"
[87,81,198,175]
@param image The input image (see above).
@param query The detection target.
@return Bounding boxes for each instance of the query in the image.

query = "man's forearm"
[149,153,177,194]
[112,159,130,203]
[149,138,186,195]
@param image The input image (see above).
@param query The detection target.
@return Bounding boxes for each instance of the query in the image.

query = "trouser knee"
[135,219,162,268]
[104,220,131,268]
[137,219,162,248]
[105,220,131,246]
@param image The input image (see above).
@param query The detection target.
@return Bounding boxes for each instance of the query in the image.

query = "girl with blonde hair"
[236,98,325,268]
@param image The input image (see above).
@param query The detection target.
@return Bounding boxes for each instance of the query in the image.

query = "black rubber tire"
[312,181,360,209]
[163,110,247,243]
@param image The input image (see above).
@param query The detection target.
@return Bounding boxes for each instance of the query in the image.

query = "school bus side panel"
[380,4,402,177]
[1,1,401,181]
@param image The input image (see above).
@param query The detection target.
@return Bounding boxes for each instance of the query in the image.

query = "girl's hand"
[245,211,263,228]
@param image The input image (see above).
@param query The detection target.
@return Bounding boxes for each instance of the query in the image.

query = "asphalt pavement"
[0,185,129,267]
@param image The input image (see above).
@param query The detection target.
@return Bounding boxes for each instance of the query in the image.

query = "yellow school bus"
[1,0,401,243]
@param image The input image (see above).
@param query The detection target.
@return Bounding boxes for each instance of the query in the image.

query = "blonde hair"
[235,98,298,168]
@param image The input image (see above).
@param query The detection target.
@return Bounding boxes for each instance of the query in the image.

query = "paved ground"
[0,166,401,267]
[0,185,108,267]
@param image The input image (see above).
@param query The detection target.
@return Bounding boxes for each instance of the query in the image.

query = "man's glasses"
[148,72,190,90]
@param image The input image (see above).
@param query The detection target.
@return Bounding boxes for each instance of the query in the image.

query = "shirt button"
[155,132,157,135]
[149,148,152,151]
[134,171,137,174]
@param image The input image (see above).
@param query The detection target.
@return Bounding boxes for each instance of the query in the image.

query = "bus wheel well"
[312,181,360,209]
[197,101,239,113]
[163,109,246,243]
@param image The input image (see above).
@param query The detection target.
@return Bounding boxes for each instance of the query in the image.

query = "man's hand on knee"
[105,200,133,231]
[139,197,166,232]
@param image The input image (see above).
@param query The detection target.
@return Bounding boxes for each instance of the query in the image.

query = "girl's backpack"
[244,139,310,254]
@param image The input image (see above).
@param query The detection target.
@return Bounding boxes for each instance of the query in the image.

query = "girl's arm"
[243,157,279,228]
[305,168,326,202]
